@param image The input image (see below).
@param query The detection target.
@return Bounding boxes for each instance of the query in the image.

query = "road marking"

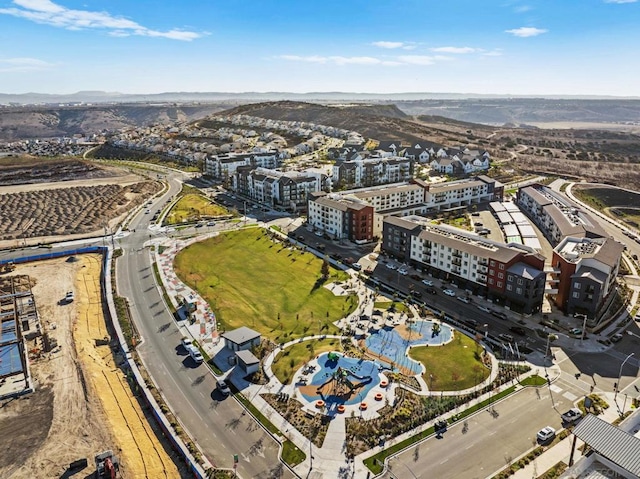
[550,384,562,393]
[563,391,577,401]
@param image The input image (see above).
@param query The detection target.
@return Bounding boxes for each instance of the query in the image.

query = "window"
[516,287,522,295]
[574,282,581,290]
[497,281,503,288]
[517,278,523,285]
[506,284,513,291]
[507,275,513,282]
[489,278,495,285]
[490,260,496,267]
[498,273,504,279]
[572,292,580,299]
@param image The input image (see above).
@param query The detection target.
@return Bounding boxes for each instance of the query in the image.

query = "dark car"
[435,420,447,433]
[509,326,526,336]
[411,290,423,298]
[410,274,422,281]
[330,253,342,260]
[426,288,438,295]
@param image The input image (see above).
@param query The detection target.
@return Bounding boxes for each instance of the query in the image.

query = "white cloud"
[514,5,533,12]
[505,27,548,37]
[604,0,637,3]
[371,41,416,50]
[397,55,449,65]
[0,0,203,41]
[430,46,476,54]
[0,57,55,72]
[278,55,400,66]
[482,49,503,57]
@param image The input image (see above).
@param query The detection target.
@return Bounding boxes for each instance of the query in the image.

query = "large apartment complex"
[332,155,413,188]
[203,151,281,179]
[550,236,624,318]
[307,192,374,243]
[232,167,330,211]
[516,184,622,318]
[307,176,503,240]
[382,215,546,313]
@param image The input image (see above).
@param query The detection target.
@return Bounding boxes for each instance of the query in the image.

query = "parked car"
[536,426,556,443]
[443,289,456,297]
[498,333,514,343]
[180,336,193,351]
[352,263,362,271]
[477,305,491,313]
[509,326,527,336]
[386,263,397,270]
[398,268,409,275]
[569,328,583,337]
[411,290,422,298]
[421,279,434,287]
[561,408,583,424]
[457,296,470,304]
[611,333,624,343]
[187,345,204,364]
[426,288,438,295]
[410,274,422,281]
[216,379,231,396]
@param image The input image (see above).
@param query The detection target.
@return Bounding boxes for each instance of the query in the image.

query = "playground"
[298,352,381,407]
[363,320,454,375]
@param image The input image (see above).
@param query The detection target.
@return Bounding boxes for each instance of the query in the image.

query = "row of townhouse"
[382,216,546,313]
[307,176,503,242]
[516,184,623,319]
[332,155,413,188]
[232,167,331,211]
[203,151,282,179]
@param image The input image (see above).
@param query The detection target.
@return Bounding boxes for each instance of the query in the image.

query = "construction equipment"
[0,262,16,274]
[95,450,119,479]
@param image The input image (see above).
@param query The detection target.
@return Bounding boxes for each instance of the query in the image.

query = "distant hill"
[0,103,234,140]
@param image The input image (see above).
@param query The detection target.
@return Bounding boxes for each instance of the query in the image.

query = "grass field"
[409,332,490,391]
[165,193,228,224]
[271,337,343,384]
[174,228,356,341]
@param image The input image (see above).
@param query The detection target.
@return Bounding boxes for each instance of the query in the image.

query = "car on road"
[537,426,556,443]
[421,279,434,286]
[476,305,491,313]
[194,223,204,228]
[216,379,231,396]
[352,263,362,271]
[568,328,583,337]
[410,274,422,281]
[315,231,323,237]
[498,333,514,343]
[410,290,422,298]
[611,333,624,343]
[561,408,583,424]
[398,268,409,275]
[426,288,438,295]
[206,221,216,226]
[385,263,397,270]
[457,296,470,304]
[443,289,456,297]
[491,311,508,320]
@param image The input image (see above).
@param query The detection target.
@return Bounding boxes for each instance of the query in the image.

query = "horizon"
[1,1,639,96]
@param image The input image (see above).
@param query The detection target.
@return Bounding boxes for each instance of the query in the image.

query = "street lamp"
[614,352,635,407]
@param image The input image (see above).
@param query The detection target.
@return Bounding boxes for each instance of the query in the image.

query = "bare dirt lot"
[0,255,181,479]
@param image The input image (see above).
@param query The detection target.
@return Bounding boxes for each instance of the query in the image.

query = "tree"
[321,259,330,279]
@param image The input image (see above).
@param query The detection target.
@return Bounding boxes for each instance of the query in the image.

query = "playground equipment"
[316,365,373,399]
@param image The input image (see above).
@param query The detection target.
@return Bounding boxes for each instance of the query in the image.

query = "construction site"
[0,255,183,479]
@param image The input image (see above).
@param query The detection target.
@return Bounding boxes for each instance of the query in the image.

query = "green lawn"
[165,193,229,224]
[174,228,356,341]
[271,337,342,384]
[409,332,490,391]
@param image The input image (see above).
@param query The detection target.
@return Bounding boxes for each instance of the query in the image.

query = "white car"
[457,296,470,304]
[180,336,193,351]
[561,408,583,424]
[216,379,231,396]
[537,426,556,442]
[421,279,434,286]
[398,268,409,275]
[443,289,456,297]
[477,305,491,313]
[385,263,397,270]
[187,345,204,364]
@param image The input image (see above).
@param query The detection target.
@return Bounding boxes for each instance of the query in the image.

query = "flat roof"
[236,349,260,365]
[221,326,261,345]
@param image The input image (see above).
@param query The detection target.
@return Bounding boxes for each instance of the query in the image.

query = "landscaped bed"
[271,337,343,384]
[165,192,228,224]
[173,228,356,341]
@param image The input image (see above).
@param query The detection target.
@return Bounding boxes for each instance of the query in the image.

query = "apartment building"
[307,192,374,243]
[203,151,281,179]
[516,185,606,246]
[332,156,413,188]
[232,167,330,211]
[550,236,624,318]
[383,216,546,313]
[423,175,503,212]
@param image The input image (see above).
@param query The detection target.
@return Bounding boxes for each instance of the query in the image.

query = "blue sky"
[0,0,639,95]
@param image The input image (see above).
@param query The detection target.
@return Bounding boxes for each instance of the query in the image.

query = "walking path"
[150,227,637,479]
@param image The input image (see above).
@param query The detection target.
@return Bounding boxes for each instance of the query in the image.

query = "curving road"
[115,173,293,478]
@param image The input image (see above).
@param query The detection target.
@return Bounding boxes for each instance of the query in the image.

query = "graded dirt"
[0,255,181,478]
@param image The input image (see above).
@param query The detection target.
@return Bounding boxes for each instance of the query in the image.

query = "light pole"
[615,352,635,409]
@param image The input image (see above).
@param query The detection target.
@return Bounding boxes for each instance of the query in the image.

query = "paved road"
[115,174,293,478]
[381,386,579,479]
